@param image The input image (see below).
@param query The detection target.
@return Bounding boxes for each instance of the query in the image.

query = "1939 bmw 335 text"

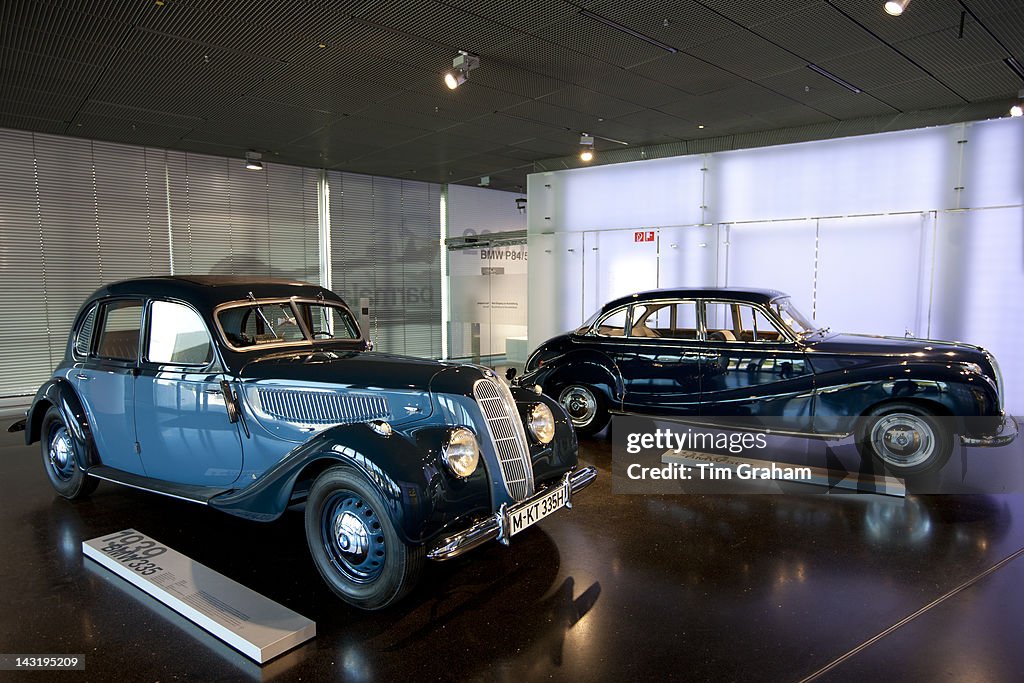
[14,276,596,609]
[517,287,1016,476]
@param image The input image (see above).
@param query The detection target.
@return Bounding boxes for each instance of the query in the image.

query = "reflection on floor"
[1,423,1022,681]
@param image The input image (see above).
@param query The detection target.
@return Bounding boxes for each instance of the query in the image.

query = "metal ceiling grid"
[1,0,1022,192]
[536,85,644,120]
[352,0,527,54]
[533,14,670,69]
[588,0,744,51]
[750,2,880,63]
[686,30,810,80]
[628,53,746,96]
[870,77,966,110]
[581,68,691,109]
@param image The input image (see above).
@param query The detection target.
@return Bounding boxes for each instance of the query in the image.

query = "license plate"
[508,486,567,537]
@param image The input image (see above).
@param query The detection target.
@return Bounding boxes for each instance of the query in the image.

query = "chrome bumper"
[961,414,1019,447]
[427,466,598,561]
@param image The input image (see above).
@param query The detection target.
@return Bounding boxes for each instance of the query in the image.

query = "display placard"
[83,529,315,663]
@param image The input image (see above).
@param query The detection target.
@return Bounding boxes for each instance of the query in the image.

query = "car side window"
[75,305,98,356]
[633,301,699,340]
[705,302,786,343]
[147,301,214,366]
[95,300,143,361]
[595,309,627,337]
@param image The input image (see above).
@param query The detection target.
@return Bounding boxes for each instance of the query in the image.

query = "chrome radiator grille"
[257,388,389,425]
[473,378,535,501]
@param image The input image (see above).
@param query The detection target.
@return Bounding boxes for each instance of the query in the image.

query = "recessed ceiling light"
[884,0,910,16]
[697,124,704,129]
[318,43,326,49]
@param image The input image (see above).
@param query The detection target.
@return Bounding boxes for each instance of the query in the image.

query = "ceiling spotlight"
[884,0,910,16]
[578,133,595,162]
[1012,89,1024,117]
[444,51,479,90]
[245,150,263,171]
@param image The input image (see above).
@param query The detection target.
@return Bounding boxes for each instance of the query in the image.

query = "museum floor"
[2,421,1023,682]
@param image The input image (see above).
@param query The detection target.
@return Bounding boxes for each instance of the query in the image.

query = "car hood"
[236,349,453,393]
[808,333,987,363]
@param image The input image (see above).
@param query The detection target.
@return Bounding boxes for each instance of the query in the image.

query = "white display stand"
[83,529,315,663]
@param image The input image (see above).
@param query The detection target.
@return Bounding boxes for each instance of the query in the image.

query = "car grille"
[473,378,535,502]
[257,388,390,425]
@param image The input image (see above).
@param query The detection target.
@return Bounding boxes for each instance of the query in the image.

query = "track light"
[1011,89,1024,117]
[444,51,479,90]
[578,134,595,162]
[884,0,910,16]
[245,150,263,171]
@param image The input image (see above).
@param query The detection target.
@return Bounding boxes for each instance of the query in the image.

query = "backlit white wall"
[528,117,1024,413]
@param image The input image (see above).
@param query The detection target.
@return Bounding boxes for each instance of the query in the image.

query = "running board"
[86,466,231,505]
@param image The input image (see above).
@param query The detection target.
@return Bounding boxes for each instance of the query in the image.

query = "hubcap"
[560,386,597,427]
[321,492,386,584]
[47,425,76,482]
[871,413,935,469]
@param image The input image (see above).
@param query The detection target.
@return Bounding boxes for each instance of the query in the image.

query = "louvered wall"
[0,128,323,397]
[328,170,442,359]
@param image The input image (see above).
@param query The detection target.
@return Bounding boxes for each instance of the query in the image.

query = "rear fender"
[26,379,99,469]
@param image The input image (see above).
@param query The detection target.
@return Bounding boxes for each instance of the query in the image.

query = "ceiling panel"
[628,53,745,96]
[533,14,669,69]
[750,2,878,62]
[0,0,1019,191]
[686,30,809,80]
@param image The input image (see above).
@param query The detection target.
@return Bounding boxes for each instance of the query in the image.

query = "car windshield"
[217,300,360,349]
[771,297,821,337]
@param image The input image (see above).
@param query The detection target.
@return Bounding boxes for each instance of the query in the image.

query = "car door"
[698,300,814,425]
[133,299,244,487]
[76,298,147,474]
[612,301,703,416]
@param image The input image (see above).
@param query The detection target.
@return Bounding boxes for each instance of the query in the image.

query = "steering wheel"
[708,331,728,342]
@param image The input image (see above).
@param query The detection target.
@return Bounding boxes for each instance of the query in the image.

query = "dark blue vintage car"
[516,288,1016,475]
[15,276,595,609]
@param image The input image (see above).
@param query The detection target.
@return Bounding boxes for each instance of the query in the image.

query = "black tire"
[304,465,423,610]
[855,402,953,476]
[40,406,98,499]
[557,384,610,437]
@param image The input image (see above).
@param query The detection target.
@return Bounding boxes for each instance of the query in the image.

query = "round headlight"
[443,427,479,478]
[528,403,555,444]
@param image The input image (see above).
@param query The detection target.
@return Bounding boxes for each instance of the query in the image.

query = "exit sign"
[634,230,655,243]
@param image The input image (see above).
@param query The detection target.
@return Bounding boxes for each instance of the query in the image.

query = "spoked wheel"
[857,402,953,477]
[305,466,423,610]
[40,406,97,499]
[558,384,609,437]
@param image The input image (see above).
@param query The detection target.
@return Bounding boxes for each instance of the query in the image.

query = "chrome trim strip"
[85,472,211,505]
[427,466,598,561]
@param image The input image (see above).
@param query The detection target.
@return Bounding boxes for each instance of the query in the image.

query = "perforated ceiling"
[1,0,1021,190]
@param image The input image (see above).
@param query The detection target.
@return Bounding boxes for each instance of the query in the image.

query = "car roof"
[85,275,347,313]
[601,287,788,313]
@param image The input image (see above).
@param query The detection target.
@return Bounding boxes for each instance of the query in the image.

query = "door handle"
[204,388,222,395]
[76,373,90,380]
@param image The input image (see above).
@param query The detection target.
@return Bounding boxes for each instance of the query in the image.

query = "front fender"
[208,422,491,545]
[26,378,99,470]
[523,349,623,405]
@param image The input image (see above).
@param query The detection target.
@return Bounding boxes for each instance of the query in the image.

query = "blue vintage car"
[15,276,595,609]
[516,288,1016,475]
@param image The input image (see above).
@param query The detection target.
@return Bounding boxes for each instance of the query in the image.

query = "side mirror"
[505,367,517,382]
